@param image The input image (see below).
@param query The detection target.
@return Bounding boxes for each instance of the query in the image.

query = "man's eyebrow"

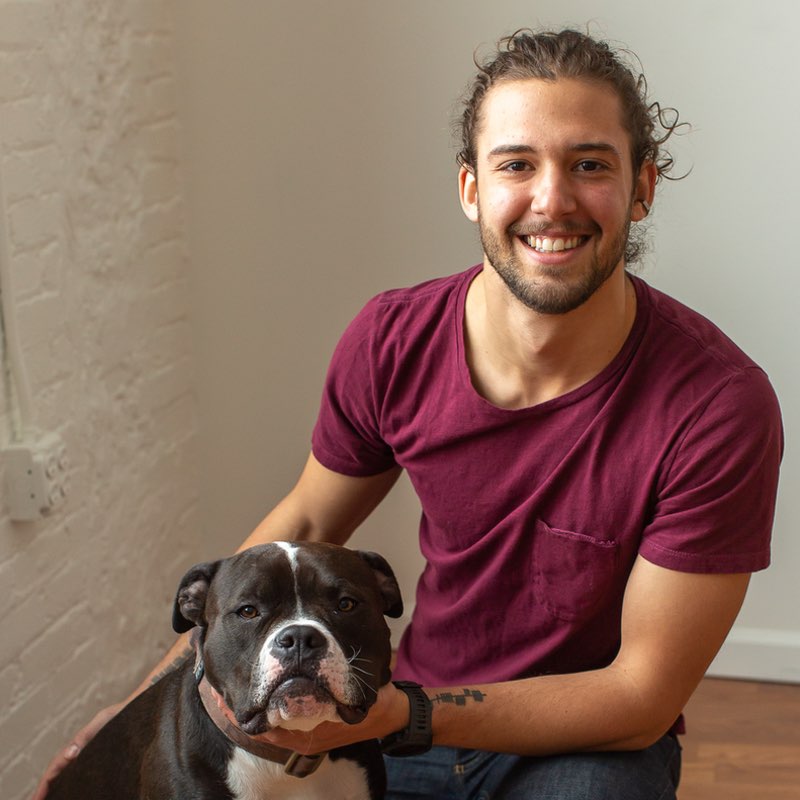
[571,141,623,158]
[486,142,623,159]
[486,144,536,158]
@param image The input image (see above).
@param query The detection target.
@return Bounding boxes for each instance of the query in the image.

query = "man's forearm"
[427,665,673,757]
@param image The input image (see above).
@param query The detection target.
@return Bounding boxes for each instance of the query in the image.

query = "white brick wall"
[0,2,201,797]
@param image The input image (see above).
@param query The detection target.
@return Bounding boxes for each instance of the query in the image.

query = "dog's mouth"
[237,675,369,735]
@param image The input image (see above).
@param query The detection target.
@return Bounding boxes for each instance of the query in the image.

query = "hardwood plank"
[678,678,800,799]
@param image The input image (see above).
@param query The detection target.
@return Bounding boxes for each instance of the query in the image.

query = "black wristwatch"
[381,681,433,757]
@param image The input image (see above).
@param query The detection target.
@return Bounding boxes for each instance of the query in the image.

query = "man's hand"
[31,702,124,800]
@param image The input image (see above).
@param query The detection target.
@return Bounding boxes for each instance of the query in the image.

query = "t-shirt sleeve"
[639,367,783,573]
[311,299,398,477]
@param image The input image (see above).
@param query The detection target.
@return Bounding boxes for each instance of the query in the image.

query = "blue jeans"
[384,734,681,799]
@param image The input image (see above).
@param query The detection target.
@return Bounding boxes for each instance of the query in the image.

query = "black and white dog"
[47,541,403,799]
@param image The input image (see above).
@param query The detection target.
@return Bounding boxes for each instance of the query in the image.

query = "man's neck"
[463,263,637,410]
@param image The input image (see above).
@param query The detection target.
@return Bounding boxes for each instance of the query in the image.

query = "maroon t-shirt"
[312,266,782,686]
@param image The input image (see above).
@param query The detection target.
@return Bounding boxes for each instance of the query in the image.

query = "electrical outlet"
[2,432,69,521]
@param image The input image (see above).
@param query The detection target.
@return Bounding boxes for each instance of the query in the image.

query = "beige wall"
[170,2,471,599]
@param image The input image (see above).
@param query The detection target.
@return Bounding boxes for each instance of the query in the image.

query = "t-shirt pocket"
[533,519,619,621]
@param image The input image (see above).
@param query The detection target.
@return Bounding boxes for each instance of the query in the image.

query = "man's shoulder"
[635,276,764,376]
[632,276,781,439]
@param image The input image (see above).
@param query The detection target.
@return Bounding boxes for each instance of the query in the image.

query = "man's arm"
[265,555,750,756]
[239,452,402,549]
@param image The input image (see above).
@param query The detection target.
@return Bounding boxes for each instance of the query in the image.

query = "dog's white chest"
[227,748,372,800]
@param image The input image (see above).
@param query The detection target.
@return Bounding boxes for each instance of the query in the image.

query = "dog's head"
[173,541,402,735]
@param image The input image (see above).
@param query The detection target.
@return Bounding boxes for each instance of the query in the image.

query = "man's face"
[459,78,654,315]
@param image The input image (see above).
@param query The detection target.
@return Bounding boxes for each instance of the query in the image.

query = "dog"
[47,541,403,799]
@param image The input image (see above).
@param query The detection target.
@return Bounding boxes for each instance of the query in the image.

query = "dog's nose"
[272,625,327,660]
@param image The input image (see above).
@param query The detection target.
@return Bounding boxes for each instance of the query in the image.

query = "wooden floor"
[678,677,800,799]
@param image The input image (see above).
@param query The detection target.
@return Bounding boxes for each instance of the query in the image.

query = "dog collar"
[195,666,326,778]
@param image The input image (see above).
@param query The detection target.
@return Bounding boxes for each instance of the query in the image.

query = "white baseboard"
[707,626,800,684]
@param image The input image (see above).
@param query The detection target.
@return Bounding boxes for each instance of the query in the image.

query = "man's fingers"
[30,745,79,800]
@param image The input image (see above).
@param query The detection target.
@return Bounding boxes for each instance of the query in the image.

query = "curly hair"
[457,28,685,184]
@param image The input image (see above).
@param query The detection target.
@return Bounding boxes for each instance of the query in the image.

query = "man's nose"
[529,166,577,218]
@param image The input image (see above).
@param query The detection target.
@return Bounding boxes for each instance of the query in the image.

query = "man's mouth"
[522,234,588,253]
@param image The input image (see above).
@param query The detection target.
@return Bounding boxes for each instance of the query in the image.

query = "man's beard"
[478,214,632,315]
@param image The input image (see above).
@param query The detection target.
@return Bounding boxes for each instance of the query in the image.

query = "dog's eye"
[237,605,259,619]
[337,597,357,613]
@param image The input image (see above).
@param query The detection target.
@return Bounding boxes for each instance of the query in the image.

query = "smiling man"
[465,79,647,318]
[37,28,783,800]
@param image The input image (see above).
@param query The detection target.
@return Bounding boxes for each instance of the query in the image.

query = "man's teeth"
[525,235,583,253]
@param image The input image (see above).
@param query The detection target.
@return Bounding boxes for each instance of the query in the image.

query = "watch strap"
[381,681,433,757]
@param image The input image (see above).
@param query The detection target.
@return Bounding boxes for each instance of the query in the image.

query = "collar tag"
[284,751,326,777]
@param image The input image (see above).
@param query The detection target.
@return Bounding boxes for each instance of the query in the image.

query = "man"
[37,28,782,800]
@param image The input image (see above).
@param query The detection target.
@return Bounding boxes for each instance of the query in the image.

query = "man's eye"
[576,160,605,172]
[504,160,530,172]
[237,605,259,620]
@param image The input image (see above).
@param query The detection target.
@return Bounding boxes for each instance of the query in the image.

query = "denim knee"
[385,734,681,800]
[496,734,682,800]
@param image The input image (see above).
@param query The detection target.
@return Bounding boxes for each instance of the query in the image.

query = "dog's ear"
[172,561,221,633]
[357,550,404,619]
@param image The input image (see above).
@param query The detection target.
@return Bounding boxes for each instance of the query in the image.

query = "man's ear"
[172,561,221,633]
[459,165,479,222]
[357,550,404,619]
[631,161,657,222]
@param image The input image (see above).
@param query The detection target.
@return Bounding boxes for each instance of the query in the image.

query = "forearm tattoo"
[431,688,487,706]
[149,645,192,685]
